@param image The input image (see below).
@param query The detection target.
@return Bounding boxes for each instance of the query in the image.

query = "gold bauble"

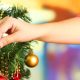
[25,53,39,68]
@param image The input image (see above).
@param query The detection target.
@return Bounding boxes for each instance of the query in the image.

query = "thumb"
[0,33,17,48]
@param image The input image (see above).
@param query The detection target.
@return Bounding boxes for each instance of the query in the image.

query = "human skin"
[0,16,80,48]
[0,0,80,47]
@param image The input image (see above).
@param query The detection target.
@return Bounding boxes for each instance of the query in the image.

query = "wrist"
[34,24,50,41]
[31,24,49,40]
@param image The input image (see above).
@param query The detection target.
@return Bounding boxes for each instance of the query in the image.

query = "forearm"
[36,17,80,44]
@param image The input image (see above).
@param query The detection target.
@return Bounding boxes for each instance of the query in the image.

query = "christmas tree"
[0,2,39,80]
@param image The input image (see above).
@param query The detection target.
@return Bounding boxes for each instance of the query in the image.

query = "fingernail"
[0,42,3,48]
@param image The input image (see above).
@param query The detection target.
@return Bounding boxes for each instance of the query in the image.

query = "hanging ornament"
[0,75,8,80]
[25,51,39,68]
[12,70,21,80]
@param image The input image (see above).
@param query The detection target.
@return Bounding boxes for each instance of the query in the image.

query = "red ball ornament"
[0,75,7,80]
[13,71,21,80]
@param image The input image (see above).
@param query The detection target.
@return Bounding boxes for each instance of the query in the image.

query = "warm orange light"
[43,0,80,14]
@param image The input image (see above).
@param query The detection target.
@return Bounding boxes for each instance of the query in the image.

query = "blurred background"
[26,0,80,80]
[2,0,80,80]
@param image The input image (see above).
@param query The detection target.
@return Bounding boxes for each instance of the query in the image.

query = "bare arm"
[0,17,80,48]
[37,17,80,44]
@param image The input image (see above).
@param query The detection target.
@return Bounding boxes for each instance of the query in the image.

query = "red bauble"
[13,71,21,80]
[0,75,7,80]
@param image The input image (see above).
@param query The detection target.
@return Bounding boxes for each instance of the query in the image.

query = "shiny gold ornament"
[25,52,39,68]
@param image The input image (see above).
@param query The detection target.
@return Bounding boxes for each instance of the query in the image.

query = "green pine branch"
[0,6,32,79]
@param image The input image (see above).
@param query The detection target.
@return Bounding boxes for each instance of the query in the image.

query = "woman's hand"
[1,16,80,48]
[0,16,47,48]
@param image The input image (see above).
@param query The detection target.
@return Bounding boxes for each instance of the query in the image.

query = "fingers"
[0,16,9,24]
[0,17,13,33]
[0,16,13,38]
[0,32,18,48]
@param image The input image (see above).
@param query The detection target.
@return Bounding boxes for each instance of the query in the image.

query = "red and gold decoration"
[0,75,8,80]
[12,70,21,80]
[0,1,39,80]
